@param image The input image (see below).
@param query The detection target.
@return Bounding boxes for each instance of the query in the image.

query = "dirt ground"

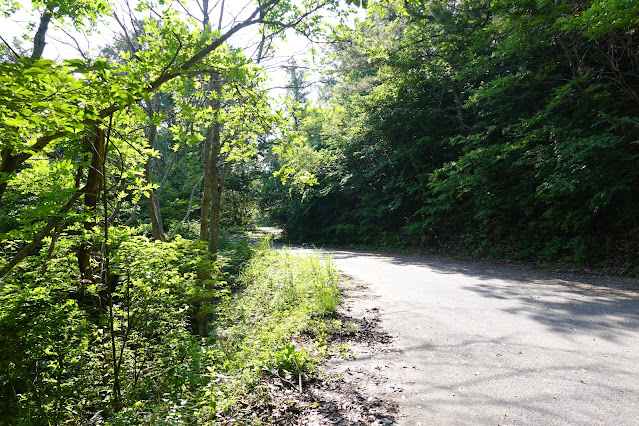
[229,274,400,425]
[295,275,400,425]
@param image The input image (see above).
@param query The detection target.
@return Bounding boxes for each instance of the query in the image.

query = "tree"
[0,0,351,419]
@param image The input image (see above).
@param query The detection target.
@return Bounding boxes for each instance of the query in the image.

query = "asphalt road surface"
[311,247,639,425]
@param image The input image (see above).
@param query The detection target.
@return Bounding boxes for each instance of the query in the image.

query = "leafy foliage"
[0,0,348,422]
[267,0,639,270]
[0,232,340,423]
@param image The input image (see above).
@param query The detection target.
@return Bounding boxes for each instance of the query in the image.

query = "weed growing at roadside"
[201,247,341,421]
[109,245,341,423]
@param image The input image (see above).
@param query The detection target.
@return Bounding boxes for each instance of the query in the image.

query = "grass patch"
[201,247,341,422]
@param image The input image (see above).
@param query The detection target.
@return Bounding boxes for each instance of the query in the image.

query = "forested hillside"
[268,0,639,270]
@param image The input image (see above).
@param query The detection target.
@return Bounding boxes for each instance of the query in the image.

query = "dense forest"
[269,0,639,270]
[1,0,638,423]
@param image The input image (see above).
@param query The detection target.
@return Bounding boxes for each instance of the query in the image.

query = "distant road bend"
[282,242,639,425]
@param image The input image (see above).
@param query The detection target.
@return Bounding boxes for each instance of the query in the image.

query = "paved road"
[318,248,639,425]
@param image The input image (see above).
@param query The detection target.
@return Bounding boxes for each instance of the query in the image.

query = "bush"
[0,232,205,424]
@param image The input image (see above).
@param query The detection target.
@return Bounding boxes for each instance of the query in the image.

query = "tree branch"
[0,35,20,60]
[31,10,53,59]
[0,188,83,279]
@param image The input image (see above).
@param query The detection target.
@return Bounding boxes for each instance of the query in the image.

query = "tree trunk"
[78,125,106,284]
[0,148,19,204]
[194,122,221,337]
[199,73,223,241]
[199,125,214,241]
[144,120,165,241]
[31,10,53,60]
[145,191,165,241]
[195,73,223,337]
[208,161,230,259]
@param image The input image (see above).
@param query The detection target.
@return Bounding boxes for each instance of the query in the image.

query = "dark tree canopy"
[267,0,639,270]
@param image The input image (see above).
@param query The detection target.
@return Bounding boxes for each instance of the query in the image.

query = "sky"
[1,0,365,101]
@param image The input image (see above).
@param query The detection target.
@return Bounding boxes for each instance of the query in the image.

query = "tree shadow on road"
[327,248,639,291]
[325,248,639,343]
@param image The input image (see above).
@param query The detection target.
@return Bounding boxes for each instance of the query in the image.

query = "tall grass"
[202,247,341,420]
[125,245,340,423]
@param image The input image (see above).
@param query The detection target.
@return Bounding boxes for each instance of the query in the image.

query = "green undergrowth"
[201,247,341,422]
[0,231,340,425]
[110,245,341,424]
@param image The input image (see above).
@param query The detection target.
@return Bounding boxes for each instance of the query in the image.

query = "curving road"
[314,248,639,425]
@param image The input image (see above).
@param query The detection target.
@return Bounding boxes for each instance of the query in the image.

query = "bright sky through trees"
[0,0,358,99]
